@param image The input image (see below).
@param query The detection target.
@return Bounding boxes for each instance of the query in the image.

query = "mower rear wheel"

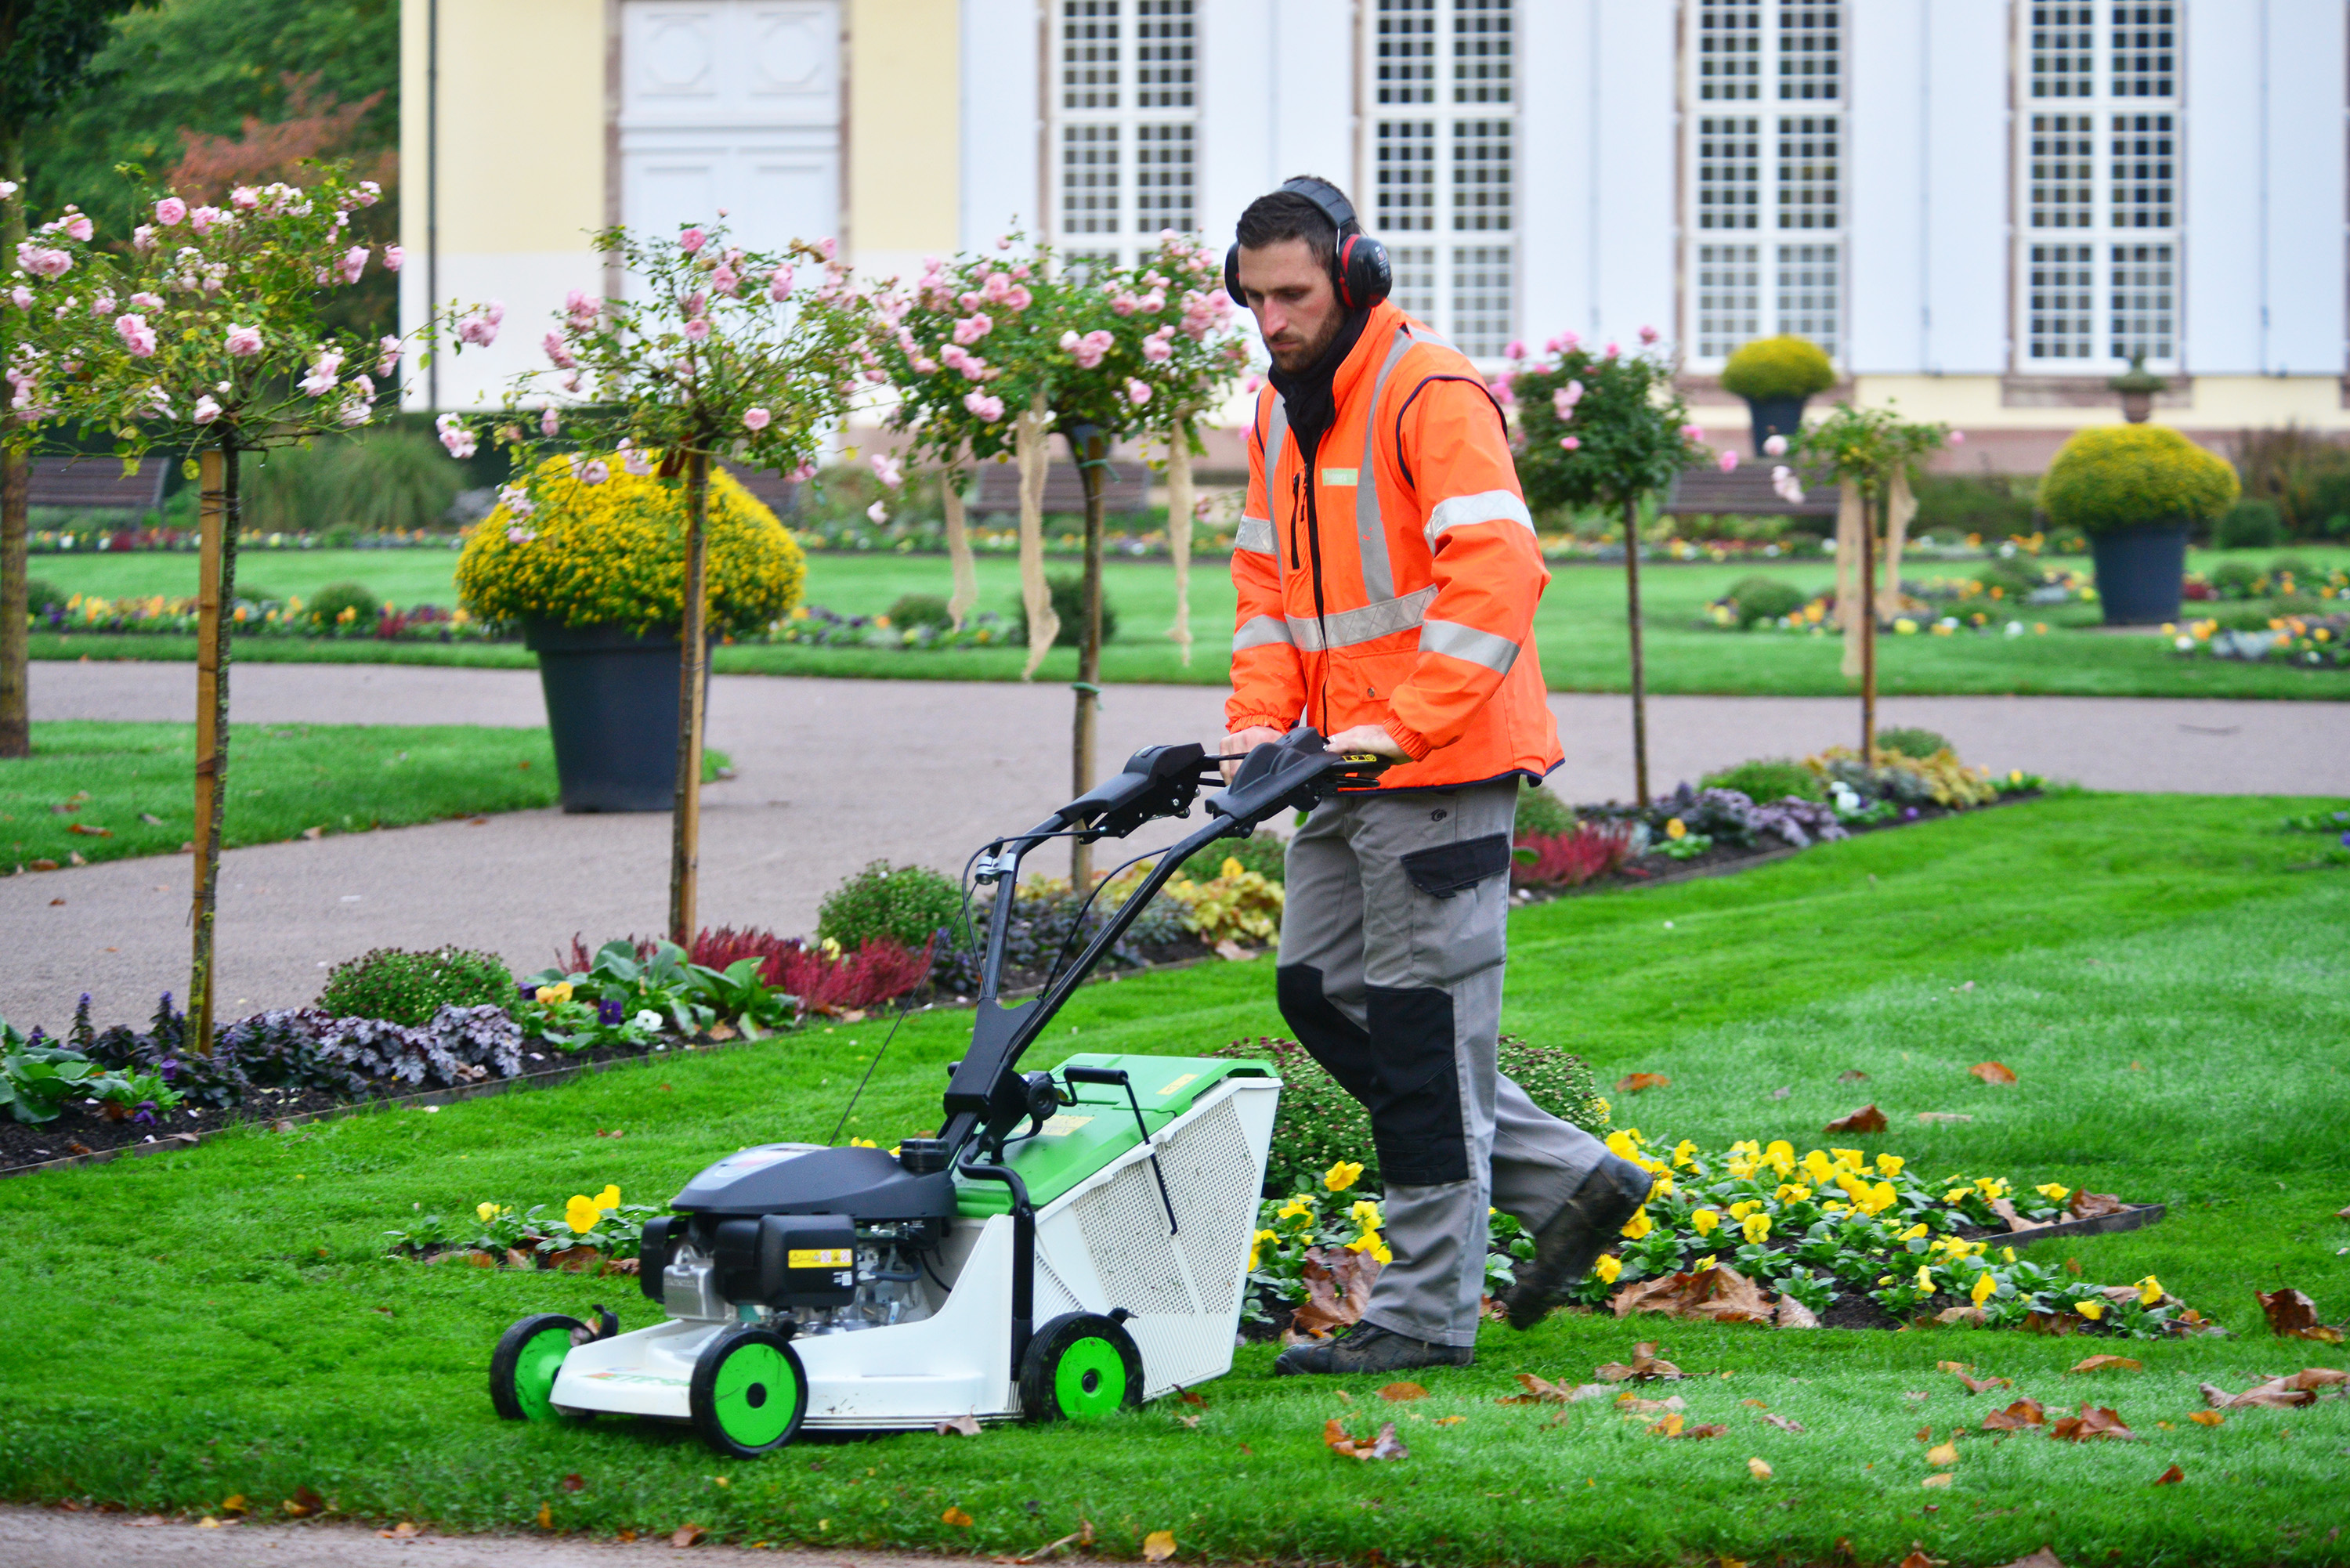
[1020,1313,1144,1422]
[490,1313,592,1423]
[689,1326,808,1458]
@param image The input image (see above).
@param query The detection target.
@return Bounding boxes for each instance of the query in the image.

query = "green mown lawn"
[30,544,2350,699]
[2,794,2345,1565]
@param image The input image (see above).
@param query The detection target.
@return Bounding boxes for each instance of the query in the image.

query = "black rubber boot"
[1500,1154,1655,1330]
[1272,1320,1474,1376]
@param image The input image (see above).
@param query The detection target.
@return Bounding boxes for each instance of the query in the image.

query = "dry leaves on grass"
[1616,1072,1671,1094]
[1921,1472,1954,1490]
[1007,1520,1097,1563]
[1324,1418,1408,1461]
[936,1414,983,1436]
[1969,1061,2018,1086]
[2152,1465,2185,1486]
[1748,1457,1773,1479]
[2068,1355,2144,1375]
[1379,1382,1427,1401]
[943,1508,974,1529]
[2198,1369,2345,1410]
[1925,1441,1961,1465]
[1774,1295,1821,1328]
[1989,1197,2050,1233]
[1759,1411,1807,1433]
[1285,1248,1380,1343]
[2255,1287,2346,1344]
[283,1486,325,1517]
[2066,1190,2126,1220]
[1981,1399,2048,1430]
[1994,1552,2067,1568]
[1649,1414,1727,1440]
[1594,1342,1686,1382]
[2188,1409,2225,1427]
[1947,1368,2012,1395]
[672,1523,707,1547]
[1143,1530,1177,1562]
[2049,1404,2135,1442]
[1836,1068,1870,1082]
[535,1504,554,1531]
[1612,1263,1774,1324]
[1823,1104,1888,1133]
[1499,1373,1609,1405]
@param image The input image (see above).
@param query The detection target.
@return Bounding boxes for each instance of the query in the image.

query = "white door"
[620,1,841,263]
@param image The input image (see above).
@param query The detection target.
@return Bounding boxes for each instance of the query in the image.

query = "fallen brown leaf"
[560,1475,584,1493]
[1969,1060,2017,1086]
[2068,1355,2143,1375]
[1617,1393,1687,1414]
[1981,1399,2048,1430]
[2255,1287,2345,1343]
[2152,1465,2184,1486]
[936,1414,983,1436]
[1612,1263,1773,1324]
[1143,1530,1177,1562]
[2066,1190,2125,1220]
[1836,1069,1870,1082]
[2200,1378,2316,1410]
[1594,1342,1685,1382]
[1952,1371,2012,1395]
[1992,1552,2066,1568]
[1616,1072,1671,1094]
[1824,1104,1887,1133]
[1285,1246,1381,1343]
[1990,1197,2049,1233]
[1925,1441,1960,1465]
[942,1508,974,1528]
[1748,1456,1773,1479]
[2049,1404,2135,1441]
[1499,1372,1607,1404]
[2293,1366,2348,1388]
[1759,1411,1806,1433]
[673,1523,707,1547]
[1178,1389,1208,1406]
[377,1523,419,1539]
[283,1486,324,1517]
[1379,1382,1428,1401]
[1774,1295,1820,1329]
[2189,1408,2225,1426]
[1324,1418,1409,1461]
[219,1497,248,1516]
[1433,1414,1466,1426]
[1921,1472,1954,1490]
[535,1503,553,1531]
[1934,1306,1987,1328]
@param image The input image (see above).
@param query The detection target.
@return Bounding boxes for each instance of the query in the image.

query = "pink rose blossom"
[871,453,903,489]
[154,197,187,226]
[620,442,653,475]
[953,313,992,345]
[540,406,560,438]
[1603,340,1620,358]
[63,214,92,242]
[939,343,969,372]
[382,244,404,273]
[866,501,888,524]
[1126,378,1152,406]
[787,462,816,482]
[455,304,502,347]
[20,246,70,278]
[1141,326,1174,363]
[130,291,163,311]
[678,227,707,255]
[297,348,343,396]
[683,317,711,341]
[710,262,739,294]
[542,331,577,370]
[114,314,157,357]
[1762,434,1788,457]
[188,206,221,236]
[1679,423,1705,443]
[1505,340,1527,360]
[377,335,402,376]
[743,407,772,432]
[1949,430,1966,445]
[90,293,116,317]
[436,413,477,459]
[1070,330,1114,370]
[956,354,990,381]
[499,485,536,518]
[506,527,536,544]
[338,245,368,284]
[1716,449,1740,473]
[222,323,262,357]
[192,394,221,425]
[338,376,375,426]
[1639,324,1660,345]
[768,265,794,301]
[132,225,156,254]
[577,460,610,486]
[230,186,259,211]
[1558,435,1582,451]
[963,390,1004,422]
[7,287,29,309]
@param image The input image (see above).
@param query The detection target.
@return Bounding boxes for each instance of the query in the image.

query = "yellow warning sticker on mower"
[1040,1114,1095,1136]
[1155,1072,1198,1097]
[788,1248,853,1269]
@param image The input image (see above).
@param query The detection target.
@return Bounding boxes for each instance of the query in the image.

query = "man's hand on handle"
[1220,724,1407,784]
[1219,726,1285,783]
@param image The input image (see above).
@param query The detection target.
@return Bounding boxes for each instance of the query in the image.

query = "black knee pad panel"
[1275,964,1380,1103]
[1364,985,1468,1186]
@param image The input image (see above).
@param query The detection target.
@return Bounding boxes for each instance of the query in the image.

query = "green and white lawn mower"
[490,730,1389,1455]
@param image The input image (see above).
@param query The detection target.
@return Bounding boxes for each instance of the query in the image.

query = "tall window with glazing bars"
[2020,3,2177,369]
[1370,0,1514,358]
[1688,3,1842,367]
[1051,0,1198,271]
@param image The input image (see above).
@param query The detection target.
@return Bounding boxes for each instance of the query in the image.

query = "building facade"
[401,0,2349,468]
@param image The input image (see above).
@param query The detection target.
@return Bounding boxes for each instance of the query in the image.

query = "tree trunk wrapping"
[0,126,28,761]
[189,445,239,1057]
[1875,464,1916,623]
[1836,478,1865,678]
[1164,423,1195,667]
[1622,495,1649,809]
[670,449,710,948]
[1071,428,1105,887]
[1860,482,1879,759]
[941,461,978,630]
[1015,392,1057,678]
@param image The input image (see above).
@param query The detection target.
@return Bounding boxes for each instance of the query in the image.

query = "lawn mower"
[490,728,1390,1455]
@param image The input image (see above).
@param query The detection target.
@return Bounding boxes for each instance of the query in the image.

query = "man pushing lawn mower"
[1220,179,1652,1376]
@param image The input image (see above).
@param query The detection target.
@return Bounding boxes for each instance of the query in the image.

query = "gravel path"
[5,661,2342,1029]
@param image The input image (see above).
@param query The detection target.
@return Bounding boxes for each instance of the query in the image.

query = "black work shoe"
[1272,1320,1474,1376]
[1500,1154,1655,1330]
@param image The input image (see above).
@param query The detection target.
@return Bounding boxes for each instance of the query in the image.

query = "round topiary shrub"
[1974,557,2045,601]
[2206,560,2262,598]
[22,578,63,615]
[1873,726,1953,761]
[2214,499,2283,550]
[455,453,805,634]
[817,861,964,952]
[2037,425,2240,535]
[887,593,955,632]
[316,945,516,1025]
[1724,574,1810,625]
[304,581,381,633]
[1175,828,1288,885]
[1513,782,1574,840]
[1700,757,1823,804]
[2269,555,2315,583]
[1719,335,1838,402]
[1012,574,1117,648]
[1211,1035,1608,1197]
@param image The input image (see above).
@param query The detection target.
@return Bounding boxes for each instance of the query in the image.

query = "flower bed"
[27,526,467,556]
[2166,612,2347,669]
[386,1181,661,1274]
[34,592,501,642]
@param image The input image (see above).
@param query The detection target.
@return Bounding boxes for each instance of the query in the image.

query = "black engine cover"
[671,1143,958,1219]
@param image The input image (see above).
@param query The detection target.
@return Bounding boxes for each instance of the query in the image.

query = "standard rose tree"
[436,218,866,944]
[5,168,403,1055]
[869,233,1244,883]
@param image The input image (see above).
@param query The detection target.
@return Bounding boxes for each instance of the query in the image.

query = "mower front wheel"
[1020,1313,1144,1422]
[689,1326,808,1458]
[490,1313,594,1423]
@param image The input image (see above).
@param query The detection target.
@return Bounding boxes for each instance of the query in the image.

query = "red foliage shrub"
[560,927,934,1014]
[1510,822,1636,889]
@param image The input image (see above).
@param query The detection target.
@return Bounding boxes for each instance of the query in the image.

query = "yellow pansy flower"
[1726,1158,1759,1179]
[1593,1253,1622,1285]
[1831,1147,1865,1169]
[2035,1183,2071,1201]
[1350,1199,1383,1233]
[848,1137,878,1149]
[2000,1246,2016,1264]
[564,1194,605,1234]
[593,1185,620,1211]
[1899,1223,1929,1241]
[1248,1228,1279,1270]
[1802,1151,1836,1183]
[535,981,574,1006]
[1774,1183,1812,1204]
[1648,1172,1676,1199]
[1875,1154,1905,1177]
[1324,1160,1365,1193]
[1858,1181,1899,1216]
[2077,1299,2106,1321]
[1726,1200,1756,1221]
[1694,1254,1719,1272]
[1622,1208,1653,1241]
[1764,1140,1795,1164]
[1665,817,1688,840]
[1974,1176,2008,1200]
[476,1201,504,1224]
[1276,1199,1314,1223]
[1822,1201,1849,1214]
[1605,1131,1642,1162]
[1741,1212,1771,1245]
[1347,1229,1393,1265]
[1914,1265,1934,1292]
[1970,1271,1999,1306]
[1691,1209,1722,1236]
[1944,1188,1969,1204]
[1671,1139,1701,1170]
[2136,1275,2164,1306]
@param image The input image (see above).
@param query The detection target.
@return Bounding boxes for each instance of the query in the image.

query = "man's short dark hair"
[1235,179,1343,272]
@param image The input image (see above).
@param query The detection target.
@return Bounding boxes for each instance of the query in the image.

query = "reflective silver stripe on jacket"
[1423,489,1537,551]
[1285,584,1439,652]
[1348,326,1420,605]
[1419,616,1521,675]
[1262,396,1290,576]
[1233,613,1294,652]
[1235,516,1275,555]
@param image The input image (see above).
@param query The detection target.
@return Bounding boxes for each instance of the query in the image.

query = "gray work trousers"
[1276,779,1610,1348]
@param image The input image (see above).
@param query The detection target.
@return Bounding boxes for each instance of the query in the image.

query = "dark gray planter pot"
[1744,395,1810,455]
[522,620,707,813]
[2086,522,2189,625]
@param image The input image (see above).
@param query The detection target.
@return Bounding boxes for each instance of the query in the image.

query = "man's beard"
[1269,312,1346,374]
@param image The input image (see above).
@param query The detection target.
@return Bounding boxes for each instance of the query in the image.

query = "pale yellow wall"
[847,0,960,264]
[1855,374,2350,433]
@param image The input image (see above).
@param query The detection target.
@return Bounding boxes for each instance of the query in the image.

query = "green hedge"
[1719,335,1837,401]
[2038,425,2240,535]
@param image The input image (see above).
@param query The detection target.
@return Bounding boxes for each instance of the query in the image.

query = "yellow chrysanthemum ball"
[456,453,804,634]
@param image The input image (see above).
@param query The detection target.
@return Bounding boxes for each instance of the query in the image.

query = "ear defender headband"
[1226,175,1394,312]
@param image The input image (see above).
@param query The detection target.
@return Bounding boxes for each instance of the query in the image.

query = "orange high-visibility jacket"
[1226,298,1564,790]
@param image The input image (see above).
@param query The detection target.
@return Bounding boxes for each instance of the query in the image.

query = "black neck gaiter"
[1267,307,1370,463]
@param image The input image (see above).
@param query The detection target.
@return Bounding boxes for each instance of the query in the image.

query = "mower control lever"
[1205,728,1391,827]
[1049,742,1221,841]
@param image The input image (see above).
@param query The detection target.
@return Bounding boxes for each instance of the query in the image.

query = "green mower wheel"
[689,1326,808,1458]
[490,1313,592,1423]
[1019,1313,1145,1422]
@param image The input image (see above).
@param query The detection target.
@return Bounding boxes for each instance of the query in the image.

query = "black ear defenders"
[1224,175,1393,312]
